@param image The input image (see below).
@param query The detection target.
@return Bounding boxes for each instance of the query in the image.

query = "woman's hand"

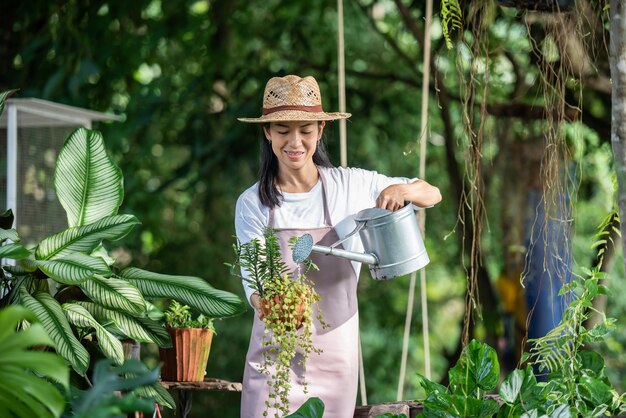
[376,184,406,211]
[377,179,442,210]
[250,292,264,320]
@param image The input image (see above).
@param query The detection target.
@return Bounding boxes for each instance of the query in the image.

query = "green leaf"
[63,303,125,365]
[449,340,499,396]
[119,267,246,318]
[417,373,449,397]
[577,374,613,406]
[34,253,111,284]
[585,320,616,343]
[285,396,325,417]
[76,301,172,347]
[422,391,459,417]
[0,320,54,353]
[0,377,57,418]
[0,211,14,231]
[35,214,140,260]
[79,275,146,314]
[19,288,90,376]
[55,128,124,228]
[0,304,69,418]
[89,243,116,266]
[0,242,31,260]
[0,89,17,116]
[135,382,176,410]
[516,366,545,411]
[548,404,572,418]
[500,368,524,403]
[578,350,605,378]
[0,228,19,243]
[71,359,160,416]
[450,396,499,418]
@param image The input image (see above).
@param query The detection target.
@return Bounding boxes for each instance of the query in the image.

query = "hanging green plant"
[229,229,326,417]
[440,0,463,49]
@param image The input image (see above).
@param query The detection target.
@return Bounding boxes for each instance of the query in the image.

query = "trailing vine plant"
[229,228,326,418]
[450,0,606,347]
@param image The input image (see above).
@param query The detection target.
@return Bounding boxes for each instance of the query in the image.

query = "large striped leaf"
[0,89,17,116]
[0,242,30,259]
[19,288,90,376]
[79,275,146,314]
[33,253,111,285]
[55,128,123,228]
[136,382,176,410]
[0,228,19,243]
[119,267,246,318]
[63,303,124,365]
[76,301,171,347]
[35,214,139,260]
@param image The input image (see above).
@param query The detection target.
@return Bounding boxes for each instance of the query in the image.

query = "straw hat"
[237,75,351,123]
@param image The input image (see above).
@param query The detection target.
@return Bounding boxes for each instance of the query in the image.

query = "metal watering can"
[292,203,429,280]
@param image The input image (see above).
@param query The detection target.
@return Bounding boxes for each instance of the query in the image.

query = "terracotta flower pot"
[261,293,308,330]
[159,327,213,382]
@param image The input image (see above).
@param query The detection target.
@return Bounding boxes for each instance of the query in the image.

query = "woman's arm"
[376,179,442,211]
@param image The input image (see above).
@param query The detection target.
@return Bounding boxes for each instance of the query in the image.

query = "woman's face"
[264,121,325,173]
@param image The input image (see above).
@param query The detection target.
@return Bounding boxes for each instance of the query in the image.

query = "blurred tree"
[1,0,623,415]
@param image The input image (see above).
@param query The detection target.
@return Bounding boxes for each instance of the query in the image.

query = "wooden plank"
[160,378,242,392]
[354,401,423,418]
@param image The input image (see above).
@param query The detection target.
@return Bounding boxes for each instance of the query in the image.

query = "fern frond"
[441,0,463,49]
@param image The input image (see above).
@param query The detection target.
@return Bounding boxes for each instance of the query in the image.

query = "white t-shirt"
[234,166,415,303]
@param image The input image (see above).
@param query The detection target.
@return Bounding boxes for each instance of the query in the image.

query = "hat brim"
[238,110,351,123]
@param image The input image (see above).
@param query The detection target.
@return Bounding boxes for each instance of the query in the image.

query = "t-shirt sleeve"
[234,189,267,305]
[346,167,416,204]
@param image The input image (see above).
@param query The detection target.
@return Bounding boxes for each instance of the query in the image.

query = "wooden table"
[160,378,242,418]
[353,400,423,418]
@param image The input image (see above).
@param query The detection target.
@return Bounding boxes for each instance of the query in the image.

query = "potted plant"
[0,90,246,412]
[159,300,215,382]
[229,229,326,416]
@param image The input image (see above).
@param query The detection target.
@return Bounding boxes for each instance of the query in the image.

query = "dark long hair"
[258,122,334,209]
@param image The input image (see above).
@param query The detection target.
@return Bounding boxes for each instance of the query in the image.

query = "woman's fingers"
[377,184,405,211]
[376,195,403,211]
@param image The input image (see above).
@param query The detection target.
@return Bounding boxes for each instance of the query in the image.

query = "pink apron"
[241,172,359,418]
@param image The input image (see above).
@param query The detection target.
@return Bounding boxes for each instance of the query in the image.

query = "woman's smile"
[264,121,326,172]
[285,150,305,160]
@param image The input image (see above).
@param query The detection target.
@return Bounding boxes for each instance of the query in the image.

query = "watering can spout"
[293,234,378,266]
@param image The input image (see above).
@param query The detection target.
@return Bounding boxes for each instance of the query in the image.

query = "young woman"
[235,75,441,417]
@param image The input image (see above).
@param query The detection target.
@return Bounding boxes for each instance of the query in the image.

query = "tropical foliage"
[0,127,245,374]
[0,305,69,418]
[0,88,246,408]
[2,0,626,414]
[417,270,626,417]
[63,358,160,418]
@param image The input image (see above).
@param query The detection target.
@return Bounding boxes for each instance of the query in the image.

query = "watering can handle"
[329,221,366,249]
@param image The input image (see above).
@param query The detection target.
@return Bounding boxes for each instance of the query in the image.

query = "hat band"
[262,104,324,116]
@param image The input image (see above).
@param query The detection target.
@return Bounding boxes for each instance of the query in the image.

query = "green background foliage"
[2,0,624,416]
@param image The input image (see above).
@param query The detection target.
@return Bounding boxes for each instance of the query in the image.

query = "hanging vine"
[456,0,494,347]
[453,0,606,347]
